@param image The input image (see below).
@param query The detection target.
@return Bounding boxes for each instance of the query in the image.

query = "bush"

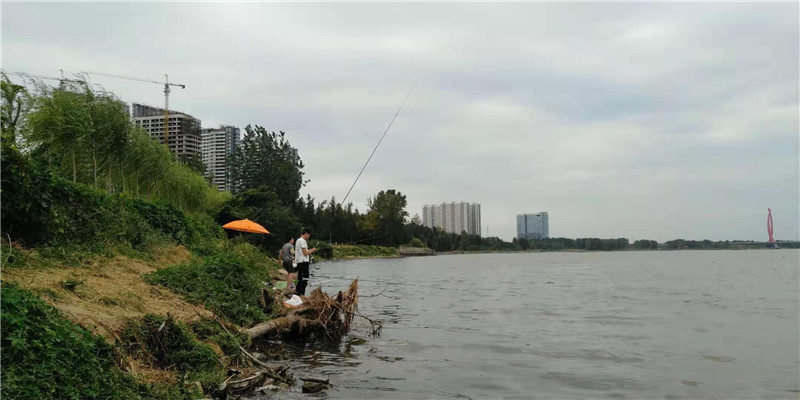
[407,237,426,248]
[2,136,225,251]
[190,318,251,358]
[145,253,271,326]
[215,187,302,253]
[119,314,219,372]
[315,242,334,259]
[125,199,190,244]
[0,282,169,400]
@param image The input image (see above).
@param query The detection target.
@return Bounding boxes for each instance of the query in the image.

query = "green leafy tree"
[1,74,33,142]
[215,187,302,252]
[25,87,92,183]
[363,189,409,247]
[179,153,207,177]
[18,79,223,212]
[228,125,306,206]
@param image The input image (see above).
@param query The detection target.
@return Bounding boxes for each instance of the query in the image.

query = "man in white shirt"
[294,228,317,295]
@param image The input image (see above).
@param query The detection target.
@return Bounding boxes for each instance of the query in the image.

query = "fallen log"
[246,315,301,340]
[246,279,362,340]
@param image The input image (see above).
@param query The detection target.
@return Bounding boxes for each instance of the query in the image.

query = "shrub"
[190,318,251,358]
[315,242,333,259]
[407,237,426,248]
[145,253,270,326]
[215,187,302,253]
[119,314,219,372]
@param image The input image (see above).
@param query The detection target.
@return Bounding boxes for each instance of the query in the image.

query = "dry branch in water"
[246,279,379,340]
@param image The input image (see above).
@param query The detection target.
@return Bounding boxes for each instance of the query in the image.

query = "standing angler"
[294,228,317,296]
[279,237,296,289]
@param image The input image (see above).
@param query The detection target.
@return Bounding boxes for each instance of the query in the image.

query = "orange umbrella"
[222,219,270,234]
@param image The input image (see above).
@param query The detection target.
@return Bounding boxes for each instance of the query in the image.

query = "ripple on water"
[531,348,645,364]
[540,371,645,391]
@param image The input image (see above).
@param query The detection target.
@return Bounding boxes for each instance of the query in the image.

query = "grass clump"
[60,278,83,292]
[190,318,251,359]
[119,314,220,373]
[145,252,271,326]
[0,282,178,400]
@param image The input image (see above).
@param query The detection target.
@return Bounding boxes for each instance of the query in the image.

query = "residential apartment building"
[201,125,240,191]
[132,103,202,157]
[422,202,481,236]
[516,212,549,240]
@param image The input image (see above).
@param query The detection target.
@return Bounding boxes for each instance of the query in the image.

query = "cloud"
[3,2,797,241]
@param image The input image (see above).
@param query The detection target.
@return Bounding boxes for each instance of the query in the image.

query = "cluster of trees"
[2,74,225,211]
[663,239,741,250]
[513,237,631,251]
[633,239,659,249]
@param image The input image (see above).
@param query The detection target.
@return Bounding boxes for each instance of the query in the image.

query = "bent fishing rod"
[341,74,421,205]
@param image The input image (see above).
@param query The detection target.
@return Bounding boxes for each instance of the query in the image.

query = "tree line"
[8,74,781,255]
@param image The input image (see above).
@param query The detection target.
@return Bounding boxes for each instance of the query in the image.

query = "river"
[254,250,800,399]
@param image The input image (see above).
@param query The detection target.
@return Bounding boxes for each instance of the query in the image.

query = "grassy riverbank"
[1,140,287,399]
[331,244,399,259]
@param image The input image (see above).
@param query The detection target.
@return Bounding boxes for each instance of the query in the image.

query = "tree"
[25,87,92,183]
[18,79,222,211]
[228,125,306,206]
[179,153,207,177]
[363,189,408,247]
[215,187,302,252]
[1,74,33,142]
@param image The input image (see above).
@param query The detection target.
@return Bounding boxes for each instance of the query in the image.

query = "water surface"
[258,250,800,399]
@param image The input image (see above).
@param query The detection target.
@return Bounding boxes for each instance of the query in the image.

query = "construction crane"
[2,70,86,85]
[84,71,186,147]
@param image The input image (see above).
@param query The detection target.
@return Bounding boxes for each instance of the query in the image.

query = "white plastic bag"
[283,294,303,307]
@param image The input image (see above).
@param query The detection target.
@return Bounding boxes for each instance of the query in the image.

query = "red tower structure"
[767,208,777,247]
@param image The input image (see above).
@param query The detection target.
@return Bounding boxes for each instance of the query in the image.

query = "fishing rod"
[341,74,421,205]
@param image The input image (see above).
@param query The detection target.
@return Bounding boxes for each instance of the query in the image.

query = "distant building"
[201,125,240,191]
[132,103,202,157]
[422,202,481,235]
[517,212,549,239]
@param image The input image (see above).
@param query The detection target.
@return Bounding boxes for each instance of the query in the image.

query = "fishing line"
[341,74,421,205]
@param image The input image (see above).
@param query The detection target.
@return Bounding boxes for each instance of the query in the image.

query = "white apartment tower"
[422,202,481,236]
[201,125,240,191]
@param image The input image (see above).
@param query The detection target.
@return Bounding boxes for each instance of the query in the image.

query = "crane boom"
[83,71,185,149]
[84,71,185,88]
[2,70,86,84]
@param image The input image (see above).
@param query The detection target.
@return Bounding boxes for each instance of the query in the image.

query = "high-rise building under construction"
[132,103,201,157]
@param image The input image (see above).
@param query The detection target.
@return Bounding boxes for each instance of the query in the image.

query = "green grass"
[189,317,251,359]
[119,314,220,373]
[145,246,273,326]
[0,282,189,400]
[332,244,398,259]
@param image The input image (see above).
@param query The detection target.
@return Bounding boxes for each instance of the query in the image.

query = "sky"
[3,2,798,242]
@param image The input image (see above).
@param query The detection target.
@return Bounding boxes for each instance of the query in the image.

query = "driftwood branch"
[245,315,301,340]
[302,377,330,385]
[229,372,264,385]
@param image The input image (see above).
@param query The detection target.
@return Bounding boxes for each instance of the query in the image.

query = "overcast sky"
[3,3,798,242]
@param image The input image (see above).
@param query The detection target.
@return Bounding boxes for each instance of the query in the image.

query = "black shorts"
[282,260,295,273]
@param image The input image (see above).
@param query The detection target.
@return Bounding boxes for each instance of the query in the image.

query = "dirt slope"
[2,245,214,339]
